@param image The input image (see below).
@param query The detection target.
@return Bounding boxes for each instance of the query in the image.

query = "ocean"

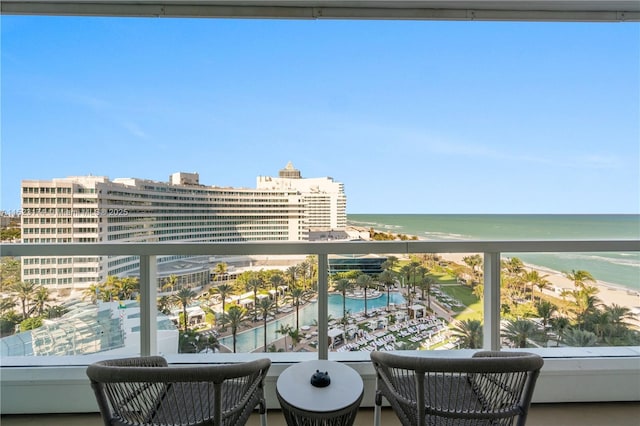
[347,214,640,291]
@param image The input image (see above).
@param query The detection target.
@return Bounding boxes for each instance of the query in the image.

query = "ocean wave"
[348,220,402,231]
[423,231,470,241]
[347,220,377,226]
[556,253,640,269]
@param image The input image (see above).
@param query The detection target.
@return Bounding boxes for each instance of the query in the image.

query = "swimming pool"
[219,292,406,353]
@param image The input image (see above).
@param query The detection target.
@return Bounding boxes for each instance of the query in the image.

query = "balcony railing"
[1,239,639,413]
[2,239,639,359]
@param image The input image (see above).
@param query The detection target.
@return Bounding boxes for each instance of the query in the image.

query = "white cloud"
[573,154,621,169]
[63,92,112,111]
[122,121,149,140]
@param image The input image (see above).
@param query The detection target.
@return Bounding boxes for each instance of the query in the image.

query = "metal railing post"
[483,252,501,351]
[318,253,329,360]
[139,255,157,356]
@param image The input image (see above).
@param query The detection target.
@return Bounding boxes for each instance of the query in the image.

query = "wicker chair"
[370,351,544,426]
[86,356,271,426]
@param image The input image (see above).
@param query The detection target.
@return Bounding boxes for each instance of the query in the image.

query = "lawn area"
[438,283,483,321]
[430,272,457,285]
[439,284,477,306]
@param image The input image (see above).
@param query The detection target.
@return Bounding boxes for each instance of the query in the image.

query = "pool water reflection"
[219,292,406,353]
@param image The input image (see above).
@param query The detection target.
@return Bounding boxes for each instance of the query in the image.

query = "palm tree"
[245,275,263,321]
[473,283,484,302]
[550,316,570,346]
[590,310,612,341]
[108,276,139,301]
[381,255,399,272]
[32,286,51,317]
[564,269,596,289]
[11,281,37,318]
[222,305,247,353]
[103,276,120,299]
[285,265,299,288]
[298,260,310,289]
[535,278,550,303]
[162,274,178,293]
[502,257,525,276]
[501,319,538,348]
[197,334,221,353]
[42,305,68,319]
[100,285,115,302]
[82,283,102,304]
[270,273,285,313]
[536,300,557,332]
[463,254,483,283]
[0,257,21,292]
[451,319,483,349]
[399,264,412,289]
[199,304,217,330]
[214,262,228,282]
[157,295,175,315]
[415,265,428,291]
[120,277,139,300]
[290,286,306,330]
[0,296,15,316]
[256,297,275,352]
[408,260,421,291]
[333,278,352,325]
[277,323,293,352]
[356,274,374,317]
[174,288,197,332]
[564,328,598,347]
[288,327,302,351]
[417,276,435,309]
[523,270,549,302]
[570,285,601,328]
[214,283,234,314]
[604,304,635,330]
[378,270,395,311]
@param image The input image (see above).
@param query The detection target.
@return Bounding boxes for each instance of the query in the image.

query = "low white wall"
[2,356,639,414]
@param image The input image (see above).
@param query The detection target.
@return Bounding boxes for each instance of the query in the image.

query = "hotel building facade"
[257,162,347,230]
[20,164,346,291]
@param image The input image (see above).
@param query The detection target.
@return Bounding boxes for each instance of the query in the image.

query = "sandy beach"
[440,253,640,312]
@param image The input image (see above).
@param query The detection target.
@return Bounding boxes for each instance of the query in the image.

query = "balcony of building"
[1,239,639,421]
[1,1,639,423]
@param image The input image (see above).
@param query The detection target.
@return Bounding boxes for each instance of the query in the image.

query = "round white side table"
[276,360,364,426]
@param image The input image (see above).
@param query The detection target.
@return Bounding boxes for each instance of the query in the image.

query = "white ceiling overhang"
[1,1,639,22]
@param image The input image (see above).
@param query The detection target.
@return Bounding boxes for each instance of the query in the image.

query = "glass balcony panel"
[499,251,640,350]
[1,255,140,359]
[327,252,484,353]
[179,254,319,355]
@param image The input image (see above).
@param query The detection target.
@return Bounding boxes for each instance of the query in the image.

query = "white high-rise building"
[257,162,347,230]
[20,166,346,290]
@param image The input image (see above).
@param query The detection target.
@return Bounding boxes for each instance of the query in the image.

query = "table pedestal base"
[276,387,363,426]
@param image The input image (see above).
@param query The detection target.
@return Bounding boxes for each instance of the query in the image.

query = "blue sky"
[1,16,639,214]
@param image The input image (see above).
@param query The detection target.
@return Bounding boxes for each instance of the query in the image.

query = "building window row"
[107,256,137,268]
[22,187,72,194]
[22,197,72,204]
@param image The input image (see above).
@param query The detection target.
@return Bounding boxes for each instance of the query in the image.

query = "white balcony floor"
[2,403,640,426]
